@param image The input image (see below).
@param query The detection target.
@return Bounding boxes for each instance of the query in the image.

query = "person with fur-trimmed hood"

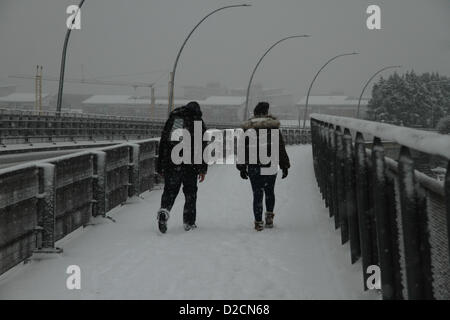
[236,102,290,231]
[156,101,208,233]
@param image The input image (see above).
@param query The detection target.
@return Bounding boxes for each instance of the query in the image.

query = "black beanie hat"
[186,101,202,118]
[253,102,270,116]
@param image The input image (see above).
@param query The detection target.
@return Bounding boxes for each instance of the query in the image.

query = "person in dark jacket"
[156,101,208,233]
[236,102,290,231]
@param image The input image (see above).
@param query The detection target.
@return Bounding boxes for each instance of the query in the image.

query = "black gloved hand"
[240,169,248,180]
[282,168,288,179]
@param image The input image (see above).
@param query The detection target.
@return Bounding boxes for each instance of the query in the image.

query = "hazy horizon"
[1,0,449,101]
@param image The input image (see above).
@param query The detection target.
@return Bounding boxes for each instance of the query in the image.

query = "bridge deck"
[0,146,377,299]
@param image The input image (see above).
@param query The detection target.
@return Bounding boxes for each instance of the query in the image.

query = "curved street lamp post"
[244,35,310,120]
[356,65,402,119]
[168,4,251,116]
[301,52,359,129]
[56,0,86,115]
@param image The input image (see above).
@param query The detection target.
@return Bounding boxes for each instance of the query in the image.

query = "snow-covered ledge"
[311,113,450,160]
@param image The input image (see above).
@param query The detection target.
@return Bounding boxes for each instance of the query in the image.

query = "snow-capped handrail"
[311,113,450,160]
[311,116,450,300]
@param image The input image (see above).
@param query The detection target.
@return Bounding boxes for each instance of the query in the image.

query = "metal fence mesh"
[311,116,450,300]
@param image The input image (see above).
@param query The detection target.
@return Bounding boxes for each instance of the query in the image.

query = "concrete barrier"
[0,166,39,275]
[0,138,159,276]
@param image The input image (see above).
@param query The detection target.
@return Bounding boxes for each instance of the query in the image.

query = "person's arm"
[278,130,290,179]
[278,129,290,170]
[198,120,208,175]
[156,117,172,175]
[236,127,249,179]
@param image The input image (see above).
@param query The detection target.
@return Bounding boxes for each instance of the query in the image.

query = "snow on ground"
[0,146,379,300]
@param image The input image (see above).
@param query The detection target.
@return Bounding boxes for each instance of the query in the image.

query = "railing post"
[372,137,395,299]
[128,143,140,197]
[335,126,349,243]
[398,146,430,299]
[327,124,336,219]
[311,121,319,178]
[316,124,324,195]
[343,128,361,264]
[320,124,328,198]
[92,151,107,217]
[330,125,339,228]
[322,125,330,207]
[446,161,450,266]
[35,163,62,253]
[355,132,376,290]
[0,113,3,146]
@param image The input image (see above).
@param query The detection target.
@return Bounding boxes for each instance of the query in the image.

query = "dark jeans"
[248,165,277,222]
[160,165,198,225]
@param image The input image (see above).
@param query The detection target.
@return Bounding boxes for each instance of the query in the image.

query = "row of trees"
[366,71,450,130]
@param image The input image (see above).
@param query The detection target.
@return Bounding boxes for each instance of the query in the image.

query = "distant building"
[82,95,163,118]
[0,85,16,97]
[181,83,297,119]
[183,82,228,100]
[0,92,50,110]
[264,91,295,120]
[296,95,369,120]
[229,86,293,105]
[229,86,296,119]
[48,93,92,111]
[200,96,246,123]
[81,95,246,123]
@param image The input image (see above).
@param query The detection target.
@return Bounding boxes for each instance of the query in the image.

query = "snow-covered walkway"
[0,146,378,299]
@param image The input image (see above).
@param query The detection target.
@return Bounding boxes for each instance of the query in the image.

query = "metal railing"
[0,108,310,146]
[281,128,311,145]
[0,138,159,276]
[0,108,164,146]
[311,113,450,300]
[0,108,244,146]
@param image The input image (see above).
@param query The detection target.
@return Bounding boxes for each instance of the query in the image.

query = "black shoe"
[254,221,264,231]
[265,212,274,228]
[157,209,169,234]
[184,223,197,231]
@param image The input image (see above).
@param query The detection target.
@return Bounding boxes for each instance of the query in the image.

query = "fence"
[280,128,311,145]
[311,113,450,300]
[0,108,311,147]
[0,108,164,145]
[0,108,244,146]
[0,138,159,276]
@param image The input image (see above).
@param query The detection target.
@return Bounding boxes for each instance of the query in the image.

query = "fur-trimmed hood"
[242,114,280,130]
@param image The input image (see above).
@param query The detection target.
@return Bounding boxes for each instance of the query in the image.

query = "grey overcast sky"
[0,0,449,100]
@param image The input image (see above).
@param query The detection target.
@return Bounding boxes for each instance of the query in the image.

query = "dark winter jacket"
[156,102,208,175]
[236,114,290,171]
